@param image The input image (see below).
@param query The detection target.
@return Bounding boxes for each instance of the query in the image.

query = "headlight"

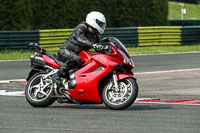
[123,58,134,67]
[123,59,130,64]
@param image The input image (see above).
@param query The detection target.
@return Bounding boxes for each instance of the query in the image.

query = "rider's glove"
[93,44,104,51]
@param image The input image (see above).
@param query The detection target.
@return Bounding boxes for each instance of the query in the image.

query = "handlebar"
[93,42,112,54]
[27,43,46,53]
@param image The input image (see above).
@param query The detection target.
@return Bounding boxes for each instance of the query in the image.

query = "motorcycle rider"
[53,11,106,85]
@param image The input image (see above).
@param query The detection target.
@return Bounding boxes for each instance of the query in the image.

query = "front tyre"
[25,72,56,107]
[102,78,138,110]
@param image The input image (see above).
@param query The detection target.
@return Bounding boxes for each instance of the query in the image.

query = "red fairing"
[79,51,97,67]
[69,51,116,103]
[67,44,135,103]
[41,54,61,69]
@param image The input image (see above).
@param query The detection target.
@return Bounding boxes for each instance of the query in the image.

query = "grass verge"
[0,50,35,60]
[168,1,200,20]
[0,44,200,60]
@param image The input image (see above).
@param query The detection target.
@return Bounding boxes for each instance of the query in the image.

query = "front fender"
[114,73,136,81]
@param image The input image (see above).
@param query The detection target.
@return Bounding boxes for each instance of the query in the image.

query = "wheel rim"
[105,79,133,105]
[27,74,53,102]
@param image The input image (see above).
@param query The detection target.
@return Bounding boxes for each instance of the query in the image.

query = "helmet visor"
[96,19,106,30]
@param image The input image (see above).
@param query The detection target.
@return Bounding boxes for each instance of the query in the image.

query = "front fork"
[113,71,119,91]
[112,71,136,91]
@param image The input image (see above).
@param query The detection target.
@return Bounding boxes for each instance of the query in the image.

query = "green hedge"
[0,0,168,30]
[0,0,34,30]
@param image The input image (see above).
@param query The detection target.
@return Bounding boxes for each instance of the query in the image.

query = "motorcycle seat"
[46,53,65,67]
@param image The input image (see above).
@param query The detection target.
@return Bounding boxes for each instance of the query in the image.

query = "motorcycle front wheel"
[25,72,56,107]
[102,78,138,110]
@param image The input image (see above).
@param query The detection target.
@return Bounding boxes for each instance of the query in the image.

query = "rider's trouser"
[57,48,82,77]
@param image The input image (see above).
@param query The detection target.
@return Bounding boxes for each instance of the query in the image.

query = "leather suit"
[57,22,100,76]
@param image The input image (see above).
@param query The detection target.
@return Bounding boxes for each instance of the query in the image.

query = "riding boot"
[52,66,69,86]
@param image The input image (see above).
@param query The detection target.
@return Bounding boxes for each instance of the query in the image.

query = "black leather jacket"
[62,22,100,53]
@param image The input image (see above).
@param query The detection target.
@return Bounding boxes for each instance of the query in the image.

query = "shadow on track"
[49,103,172,111]
[128,104,172,111]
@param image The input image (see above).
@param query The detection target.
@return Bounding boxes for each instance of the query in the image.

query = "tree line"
[0,0,168,30]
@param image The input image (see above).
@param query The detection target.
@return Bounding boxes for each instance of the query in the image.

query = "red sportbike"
[25,37,138,110]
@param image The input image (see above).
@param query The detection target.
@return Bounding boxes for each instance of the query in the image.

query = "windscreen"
[107,37,131,58]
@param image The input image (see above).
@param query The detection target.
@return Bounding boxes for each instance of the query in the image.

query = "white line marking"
[0,79,26,83]
[136,101,200,106]
[0,59,29,62]
[0,80,10,83]
[136,98,158,101]
[135,68,200,75]
[0,90,25,96]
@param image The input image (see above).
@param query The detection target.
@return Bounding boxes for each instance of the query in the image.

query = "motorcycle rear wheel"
[25,72,56,107]
[102,78,138,110]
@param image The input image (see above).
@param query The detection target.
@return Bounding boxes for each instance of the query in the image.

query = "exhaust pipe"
[30,55,46,66]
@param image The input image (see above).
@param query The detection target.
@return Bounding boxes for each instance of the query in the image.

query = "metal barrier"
[39,27,138,52]
[0,30,39,50]
[0,26,200,51]
[102,27,138,47]
[182,26,200,45]
[137,26,182,46]
[39,29,73,51]
[169,20,200,26]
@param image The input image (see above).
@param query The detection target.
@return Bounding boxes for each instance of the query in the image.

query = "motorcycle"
[25,37,138,110]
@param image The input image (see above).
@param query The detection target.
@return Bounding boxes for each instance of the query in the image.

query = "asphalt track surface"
[0,52,200,133]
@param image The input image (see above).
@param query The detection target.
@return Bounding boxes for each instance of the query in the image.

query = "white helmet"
[86,11,106,34]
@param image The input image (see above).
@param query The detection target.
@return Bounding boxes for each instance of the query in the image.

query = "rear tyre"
[102,78,138,110]
[25,72,56,107]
